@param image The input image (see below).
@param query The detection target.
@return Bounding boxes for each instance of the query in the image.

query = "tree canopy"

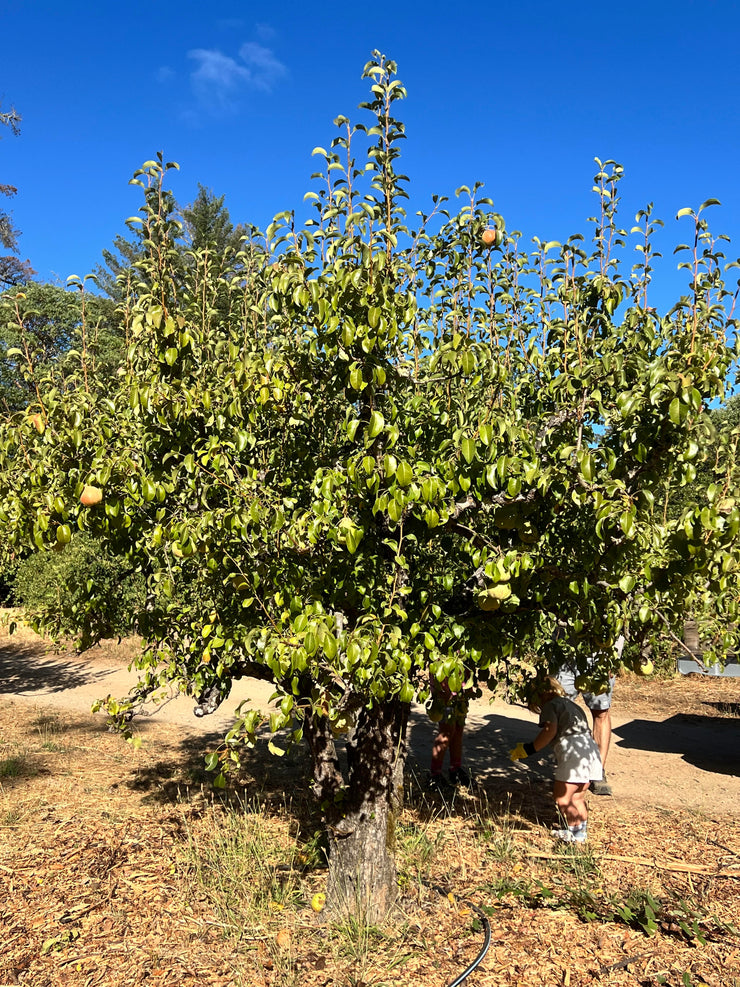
[0,282,124,413]
[1,53,739,917]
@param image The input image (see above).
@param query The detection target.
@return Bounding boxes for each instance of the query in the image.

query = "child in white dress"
[510,676,603,843]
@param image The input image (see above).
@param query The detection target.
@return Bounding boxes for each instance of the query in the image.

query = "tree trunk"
[305,698,409,922]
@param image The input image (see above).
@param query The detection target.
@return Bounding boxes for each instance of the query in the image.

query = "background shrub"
[12,534,145,648]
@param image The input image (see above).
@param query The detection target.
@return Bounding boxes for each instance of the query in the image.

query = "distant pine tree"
[182,183,247,256]
[94,183,249,304]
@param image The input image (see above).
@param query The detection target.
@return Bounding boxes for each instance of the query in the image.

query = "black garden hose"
[446,899,491,987]
[432,886,492,987]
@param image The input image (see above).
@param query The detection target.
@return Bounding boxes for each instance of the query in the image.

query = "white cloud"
[188,49,251,108]
[254,22,276,42]
[186,41,287,114]
[238,42,287,91]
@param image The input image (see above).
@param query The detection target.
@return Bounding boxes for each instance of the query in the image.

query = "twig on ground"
[707,838,739,857]
[525,850,740,877]
[599,951,656,975]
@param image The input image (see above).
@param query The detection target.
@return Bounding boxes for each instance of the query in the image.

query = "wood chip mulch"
[1,675,739,987]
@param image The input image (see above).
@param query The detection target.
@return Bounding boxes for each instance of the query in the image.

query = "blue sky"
[3,0,740,312]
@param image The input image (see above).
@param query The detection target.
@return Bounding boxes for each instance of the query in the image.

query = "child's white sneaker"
[550,822,587,843]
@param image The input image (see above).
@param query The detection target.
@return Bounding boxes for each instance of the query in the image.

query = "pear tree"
[1,53,739,918]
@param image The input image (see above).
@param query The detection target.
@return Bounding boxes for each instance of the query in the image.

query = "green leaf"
[345,525,364,554]
[461,437,476,464]
[367,411,385,438]
[619,512,635,539]
[396,461,413,487]
[580,453,594,482]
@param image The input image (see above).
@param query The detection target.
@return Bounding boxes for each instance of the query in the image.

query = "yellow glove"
[510,742,528,762]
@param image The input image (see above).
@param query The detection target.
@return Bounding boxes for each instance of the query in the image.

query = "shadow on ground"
[702,699,740,717]
[406,707,556,828]
[123,724,313,804]
[614,714,740,775]
[117,705,558,835]
[0,643,119,695]
[406,706,551,780]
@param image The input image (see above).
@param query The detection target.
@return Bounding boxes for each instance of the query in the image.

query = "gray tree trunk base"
[306,699,408,922]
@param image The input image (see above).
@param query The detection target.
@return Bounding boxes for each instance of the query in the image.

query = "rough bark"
[305,698,409,922]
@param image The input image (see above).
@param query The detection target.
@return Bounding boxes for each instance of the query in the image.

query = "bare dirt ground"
[1,615,739,987]
[2,618,738,816]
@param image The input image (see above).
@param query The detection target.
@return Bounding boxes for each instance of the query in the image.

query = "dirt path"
[2,626,739,817]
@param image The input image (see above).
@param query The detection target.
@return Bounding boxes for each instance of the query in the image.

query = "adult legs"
[583,673,614,794]
[590,707,611,769]
[431,721,464,769]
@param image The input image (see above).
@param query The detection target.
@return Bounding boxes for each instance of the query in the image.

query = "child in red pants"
[428,676,472,790]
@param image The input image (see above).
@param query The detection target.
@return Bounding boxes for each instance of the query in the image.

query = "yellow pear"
[310,892,326,913]
[80,484,103,506]
[489,583,512,601]
[477,591,501,611]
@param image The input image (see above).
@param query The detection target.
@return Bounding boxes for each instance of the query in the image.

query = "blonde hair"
[542,675,566,697]
[527,674,566,713]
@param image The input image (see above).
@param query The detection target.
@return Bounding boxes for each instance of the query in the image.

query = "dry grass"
[614,670,740,720]
[1,653,739,986]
